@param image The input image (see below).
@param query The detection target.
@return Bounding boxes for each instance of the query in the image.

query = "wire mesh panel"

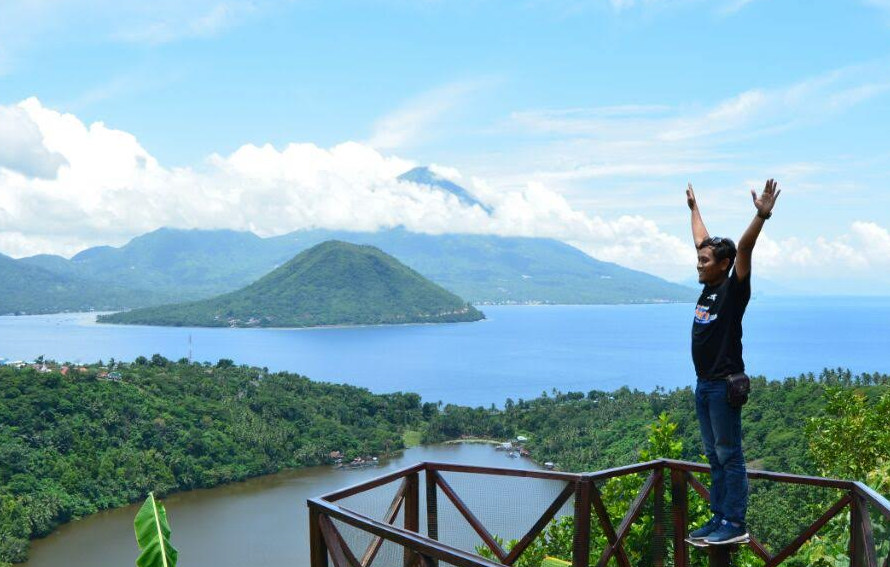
[330,517,423,567]
[324,515,497,567]
[747,478,846,560]
[587,470,664,567]
[428,470,576,564]
[336,477,409,527]
[868,504,890,566]
[311,462,890,567]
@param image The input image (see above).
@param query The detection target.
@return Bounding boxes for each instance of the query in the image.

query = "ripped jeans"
[695,378,748,525]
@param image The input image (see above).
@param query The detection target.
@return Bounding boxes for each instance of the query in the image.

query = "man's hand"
[751,178,781,217]
[686,182,698,211]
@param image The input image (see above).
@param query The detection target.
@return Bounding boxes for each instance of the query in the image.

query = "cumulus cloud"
[0,98,698,281]
[0,104,68,179]
[5,98,887,289]
[752,222,890,291]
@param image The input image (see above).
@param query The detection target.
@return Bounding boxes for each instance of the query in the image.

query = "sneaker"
[688,515,723,540]
[704,520,749,545]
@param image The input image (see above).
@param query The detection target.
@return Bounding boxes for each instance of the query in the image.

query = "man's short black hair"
[698,236,737,275]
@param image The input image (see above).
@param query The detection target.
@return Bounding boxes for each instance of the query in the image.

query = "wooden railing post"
[426,469,438,540]
[309,505,330,567]
[707,545,732,567]
[653,465,666,567]
[670,467,689,567]
[850,493,878,567]
[425,468,439,567]
[573,475,592,567]
[405,471,420,567]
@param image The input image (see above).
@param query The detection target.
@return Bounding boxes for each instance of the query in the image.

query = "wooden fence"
[308,459,890,567]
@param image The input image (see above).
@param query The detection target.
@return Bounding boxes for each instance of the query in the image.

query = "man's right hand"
[686,182,698,211]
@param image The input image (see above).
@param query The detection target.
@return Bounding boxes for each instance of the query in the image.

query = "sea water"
[1,297,888,407]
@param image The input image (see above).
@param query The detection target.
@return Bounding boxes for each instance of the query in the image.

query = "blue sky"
[1,0,890,292]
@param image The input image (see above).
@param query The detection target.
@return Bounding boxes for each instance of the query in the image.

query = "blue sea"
[1,297,888,407]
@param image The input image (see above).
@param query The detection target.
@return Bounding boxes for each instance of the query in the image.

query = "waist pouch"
[725,372,750,407]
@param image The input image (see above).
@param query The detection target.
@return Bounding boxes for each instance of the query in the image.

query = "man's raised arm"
[687,183,709,247]
[735,178,781,281]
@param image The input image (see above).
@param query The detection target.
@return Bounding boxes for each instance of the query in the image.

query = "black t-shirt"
[691,269,751,380]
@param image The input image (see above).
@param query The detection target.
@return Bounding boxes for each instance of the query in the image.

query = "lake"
[22,443,548,567]
[2,298,890,407]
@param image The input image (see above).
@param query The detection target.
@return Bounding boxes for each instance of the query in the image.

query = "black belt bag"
[725,372,750,407]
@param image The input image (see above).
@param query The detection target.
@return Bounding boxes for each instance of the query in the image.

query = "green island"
[1,361,888,566]
[97,240,484,328]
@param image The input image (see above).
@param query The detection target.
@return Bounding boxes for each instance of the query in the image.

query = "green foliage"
[134,493,178,567]
[4,364,888,566]
[0,253,168,315]
[806,387,890,482]
[27,226,694,310]
[99,241,484,328]
[477,413,690,566]
[796,386,890,566]
[640,412,683,461]
[0,358,423,564]
[458,370,890,567]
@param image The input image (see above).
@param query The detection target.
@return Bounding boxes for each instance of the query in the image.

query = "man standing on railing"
[685,179,781,545]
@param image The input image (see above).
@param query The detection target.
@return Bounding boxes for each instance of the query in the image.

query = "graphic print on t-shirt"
[694,296,719,324]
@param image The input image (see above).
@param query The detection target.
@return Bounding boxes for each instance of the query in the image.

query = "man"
[685,179,780,545]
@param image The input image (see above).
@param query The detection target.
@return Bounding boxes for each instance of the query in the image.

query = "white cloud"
[480,60,890,193]
[608,0,636,10]
[864,0,890,11]
[754,222,890,285]
[110,1,260,45]
[368,80,492,151]
[0,0,266,70]
[0,103,68,179]
[599,0,756,16]
[719,0,757,15]
[0,98,697,281]
[4,99,889,290]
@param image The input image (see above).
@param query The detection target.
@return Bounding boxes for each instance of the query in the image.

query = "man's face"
[697,246,729,285]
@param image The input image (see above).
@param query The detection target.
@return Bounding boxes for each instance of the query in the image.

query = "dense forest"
[1,362,888,566]
[99,241,484,327]
[0,358,426,564]
[424,368,890,566]
[423,369,890,474]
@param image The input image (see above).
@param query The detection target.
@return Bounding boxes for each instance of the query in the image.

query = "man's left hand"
[752,178,781,217]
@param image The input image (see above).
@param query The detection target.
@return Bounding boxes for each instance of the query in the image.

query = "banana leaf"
[134,492,178,567]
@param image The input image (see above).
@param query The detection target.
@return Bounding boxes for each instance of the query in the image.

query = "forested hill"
[0,253,167,315]
[98,241,484,327]
[24,226,694,308]
[0,358,427,564]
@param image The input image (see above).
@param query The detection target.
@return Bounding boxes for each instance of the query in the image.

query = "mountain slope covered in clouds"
[23,227,693,307]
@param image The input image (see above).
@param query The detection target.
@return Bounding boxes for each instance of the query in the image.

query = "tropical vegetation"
[98,241,484,327]
[0,357,424,564]
[2,363,888,566]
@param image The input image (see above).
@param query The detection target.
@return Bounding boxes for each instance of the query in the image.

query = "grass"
[402,430,423,447]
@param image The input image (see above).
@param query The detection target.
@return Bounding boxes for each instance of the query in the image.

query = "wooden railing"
[307,459,890,567]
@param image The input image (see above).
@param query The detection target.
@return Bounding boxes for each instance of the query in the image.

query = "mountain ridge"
[0,253,169,315]
[18,227,694,309]
[98,241,485,327]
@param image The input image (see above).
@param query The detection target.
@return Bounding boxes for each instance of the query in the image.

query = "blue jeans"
[695,379,748,525]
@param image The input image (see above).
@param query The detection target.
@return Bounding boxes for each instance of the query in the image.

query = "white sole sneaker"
[706,532,750,545]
